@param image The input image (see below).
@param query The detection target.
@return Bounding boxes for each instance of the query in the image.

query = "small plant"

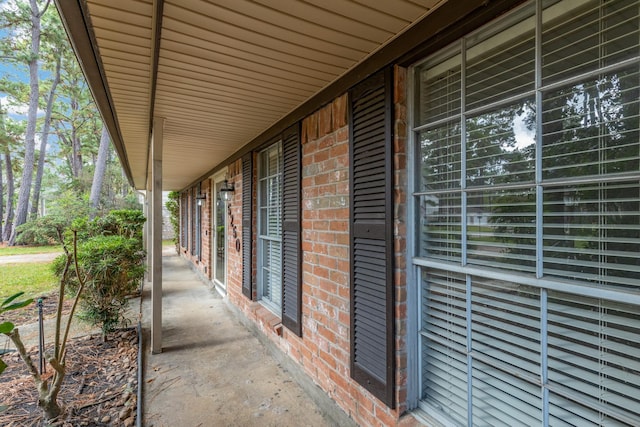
[0,292,34,376]
[166,191,180,253]
[2,231,87,421]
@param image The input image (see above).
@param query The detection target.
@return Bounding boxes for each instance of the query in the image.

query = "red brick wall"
[181,180,212,280]
[183,70,413,426]
[295,95,352,413]
[393,66,412,421]
[227,159,247,308]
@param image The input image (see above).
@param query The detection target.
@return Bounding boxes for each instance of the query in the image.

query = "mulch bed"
[1,294,73,327]
[0,300,139,427]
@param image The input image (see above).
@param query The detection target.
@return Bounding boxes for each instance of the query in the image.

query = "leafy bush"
[52,209,146,339]
[14,215,66,246]
[96,209,145,240]
[166,191,180,253]
[80,235,144,336]
[62,209,145,246]
[14,191,92,246]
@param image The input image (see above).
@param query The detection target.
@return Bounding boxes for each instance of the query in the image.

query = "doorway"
[212,176,227,291]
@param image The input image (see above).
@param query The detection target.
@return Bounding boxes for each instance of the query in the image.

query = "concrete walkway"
[141,249,338,427]
[0,252,61,265]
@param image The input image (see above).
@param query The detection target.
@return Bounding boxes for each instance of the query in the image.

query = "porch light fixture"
[219,179,235,202]
[196,192,207,206]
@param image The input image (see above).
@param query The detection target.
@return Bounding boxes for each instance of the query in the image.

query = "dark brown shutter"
[242,153,253,299]
[191,187,196,255]
[281,123,302,336]
[181,192,187,248]
[349,68,395,408]
[196,183,202,261]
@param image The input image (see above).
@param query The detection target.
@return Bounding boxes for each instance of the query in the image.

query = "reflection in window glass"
[466,101,536,187]
[418,123,461,193]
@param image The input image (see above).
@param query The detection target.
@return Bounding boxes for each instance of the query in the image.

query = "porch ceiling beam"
[144,0,165,190]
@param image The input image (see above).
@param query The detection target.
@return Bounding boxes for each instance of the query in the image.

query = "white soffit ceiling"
[86,0,445,190]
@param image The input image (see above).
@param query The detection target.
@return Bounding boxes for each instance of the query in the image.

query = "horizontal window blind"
[258,143,282,311]
[414,0,640,425]
[547,292,640,426]
[421,269,468,425]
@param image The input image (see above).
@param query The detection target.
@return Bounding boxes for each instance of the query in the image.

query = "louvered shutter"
[281,123,302,336]
[196,182,202,261]
[181,192,188,249]
[349,68,395,408]
[190,187,196,255]
[242,153,253,299]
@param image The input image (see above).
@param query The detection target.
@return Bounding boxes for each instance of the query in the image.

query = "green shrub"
[52,209,146,339]
[14,216,66,246]
[80,235,144,337]
[166,191,180,253]
[95,209,145,240]
[62,209,145,245]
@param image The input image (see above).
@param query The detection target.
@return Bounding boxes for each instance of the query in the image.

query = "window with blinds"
[412,0,640,425]
[258,142,283,312]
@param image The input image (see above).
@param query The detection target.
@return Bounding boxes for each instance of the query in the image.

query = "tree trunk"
[9,0,42,245]
[0,155,4,239]
[30,52,61,220]
[70,95,82,178]
[3,151,14,242]
[89,127,109,217]
[39,394,62,421]
[72,132,82,178]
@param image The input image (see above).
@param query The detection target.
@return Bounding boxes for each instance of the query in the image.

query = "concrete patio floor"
[141,248,352,427]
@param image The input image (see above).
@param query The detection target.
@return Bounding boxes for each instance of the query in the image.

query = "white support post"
[151,117,164,354]
[142,191,151,282]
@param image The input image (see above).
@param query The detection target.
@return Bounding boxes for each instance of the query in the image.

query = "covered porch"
[53,0,468,354]
[139,244,353,426]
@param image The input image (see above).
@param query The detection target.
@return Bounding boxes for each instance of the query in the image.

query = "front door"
[212,178,227,290]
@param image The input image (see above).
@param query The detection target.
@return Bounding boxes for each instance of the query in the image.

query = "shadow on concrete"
[140,251,346,427]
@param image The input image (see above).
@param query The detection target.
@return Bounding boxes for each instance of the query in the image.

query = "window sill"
[249,302,283,337]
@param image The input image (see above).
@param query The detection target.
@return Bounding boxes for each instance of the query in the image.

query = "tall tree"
[0,101,23,243]
[30,50,61,219]
[89,126,109,216]
[53,54,100,183]
[0,102,4,238]
[7,0,51,245]
[2,149,15,242]
[0,155,3,238]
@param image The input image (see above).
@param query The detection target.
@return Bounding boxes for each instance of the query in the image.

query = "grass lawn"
[0,245,62,256]
[1,262,58,299]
